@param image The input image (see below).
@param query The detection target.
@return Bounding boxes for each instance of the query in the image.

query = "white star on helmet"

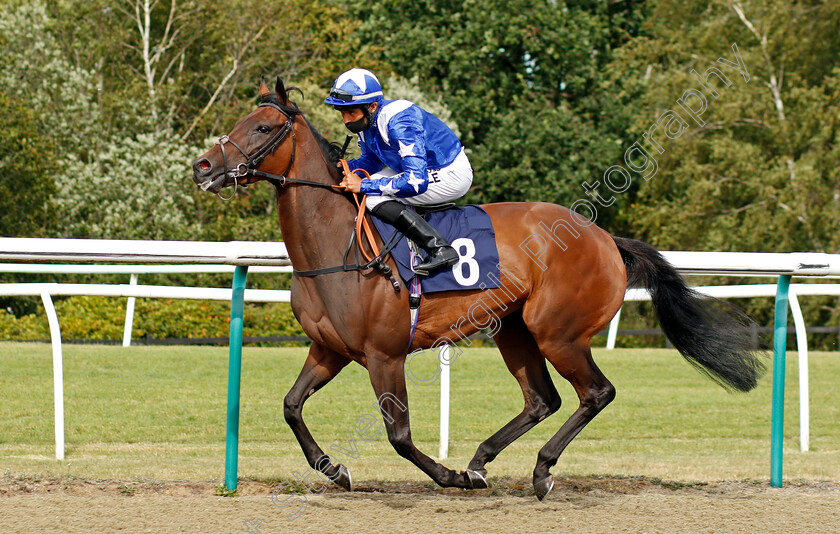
[335,68,376,93]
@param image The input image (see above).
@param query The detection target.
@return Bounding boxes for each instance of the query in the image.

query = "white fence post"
[607,307,622,349]
[788,288,810,451]
[40,292,65,461]
[439,345,450,460]
[122,273,139,347]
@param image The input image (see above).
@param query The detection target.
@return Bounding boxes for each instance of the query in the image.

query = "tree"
[0,0,374,242]
[0,1,102,157]
[351,0,645,147]
[0,0,203,240]
[116,0,202,127]
[468,99,622,208]
[600,0,840,347]
[0,92,58,237]
[610,0,840,254]
[55,131,202,240]
[175,0,369,143]
[348,0,646,228]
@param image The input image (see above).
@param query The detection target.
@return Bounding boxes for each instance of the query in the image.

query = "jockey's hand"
[339,172,363,193]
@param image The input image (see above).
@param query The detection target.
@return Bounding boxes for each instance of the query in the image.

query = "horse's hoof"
[466,469,488,489]
[534,475,554,501]
[334,464,353,492]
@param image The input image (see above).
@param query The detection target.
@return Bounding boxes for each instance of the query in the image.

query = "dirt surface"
[2,476,839,533]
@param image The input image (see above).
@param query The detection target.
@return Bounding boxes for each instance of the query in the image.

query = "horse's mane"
[262,89,343,178]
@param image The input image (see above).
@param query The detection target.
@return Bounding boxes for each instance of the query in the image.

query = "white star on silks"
[335,69,369,92]
[379,180,400,196]
[398,140,416,158]
[406,171,425,193]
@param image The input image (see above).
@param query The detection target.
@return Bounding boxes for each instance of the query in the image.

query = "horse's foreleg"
[284,342,352,489]
[366,353,477,490]
[467,312,561,476]
[533,340,616,500]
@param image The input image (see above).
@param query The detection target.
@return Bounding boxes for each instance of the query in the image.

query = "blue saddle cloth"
[372,205,500,293]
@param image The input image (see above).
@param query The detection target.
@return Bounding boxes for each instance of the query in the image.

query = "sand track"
[2,476,838,533]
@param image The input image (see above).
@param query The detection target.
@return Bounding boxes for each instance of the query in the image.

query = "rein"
[292,161,400,293]
[215,102,400,292]
[340,159,380,262]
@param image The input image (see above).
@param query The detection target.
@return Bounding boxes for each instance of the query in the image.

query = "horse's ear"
[275,76,288,104]
[259,76,271,99]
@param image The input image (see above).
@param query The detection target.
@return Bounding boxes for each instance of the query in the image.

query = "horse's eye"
[257,125,272,134]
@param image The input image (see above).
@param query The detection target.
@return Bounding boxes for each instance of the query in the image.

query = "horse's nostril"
[200,160,211,171]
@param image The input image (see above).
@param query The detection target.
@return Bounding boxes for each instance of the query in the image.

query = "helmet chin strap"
[362,104,374,127]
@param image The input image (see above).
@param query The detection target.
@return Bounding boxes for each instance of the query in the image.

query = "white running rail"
[3,239,840,461]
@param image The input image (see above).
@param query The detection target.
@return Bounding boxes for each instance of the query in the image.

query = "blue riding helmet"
[324,68,384,107]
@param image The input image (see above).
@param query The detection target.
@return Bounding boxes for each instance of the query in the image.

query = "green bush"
[0,307,50,339]
[0,296,306,343]
[51,295,128,340]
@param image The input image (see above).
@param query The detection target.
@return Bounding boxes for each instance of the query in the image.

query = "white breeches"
[365,148,473,209]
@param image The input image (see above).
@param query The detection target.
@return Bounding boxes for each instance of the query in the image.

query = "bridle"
[212,100,341,200]
[208,101,295,200]
[208,99,402,292]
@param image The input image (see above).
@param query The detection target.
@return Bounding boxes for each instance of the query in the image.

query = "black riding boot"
[372,201,459,276]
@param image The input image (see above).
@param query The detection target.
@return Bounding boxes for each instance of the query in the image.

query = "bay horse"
[192,77,764,500]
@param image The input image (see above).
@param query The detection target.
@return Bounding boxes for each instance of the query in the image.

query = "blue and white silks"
[347,99,463,198]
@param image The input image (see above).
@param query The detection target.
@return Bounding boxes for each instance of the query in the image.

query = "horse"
[192,77,765,500]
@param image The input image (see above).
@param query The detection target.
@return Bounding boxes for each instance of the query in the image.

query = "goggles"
[329,89,356,102]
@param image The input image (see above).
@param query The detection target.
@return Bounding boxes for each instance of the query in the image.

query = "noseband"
[213,101,296,200]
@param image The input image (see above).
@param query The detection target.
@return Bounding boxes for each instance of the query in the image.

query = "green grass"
[1,342,838,484]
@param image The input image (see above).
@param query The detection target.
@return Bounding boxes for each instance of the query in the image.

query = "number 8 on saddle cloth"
[371,205,501,293]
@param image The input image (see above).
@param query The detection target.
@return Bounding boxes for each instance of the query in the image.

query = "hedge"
[0,296,305,342]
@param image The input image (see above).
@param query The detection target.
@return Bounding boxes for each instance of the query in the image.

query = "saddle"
[371,204,501,294]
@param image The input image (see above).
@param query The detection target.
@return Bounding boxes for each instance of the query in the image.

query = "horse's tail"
[611,236,766,392]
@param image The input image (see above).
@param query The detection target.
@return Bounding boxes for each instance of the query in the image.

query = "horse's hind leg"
[533,340,615,500]
[284,342,353,490]
[365,351,477,489]
[467,311,561,479]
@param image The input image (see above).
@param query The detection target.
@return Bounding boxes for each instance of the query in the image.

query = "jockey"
[325,68,473,276]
